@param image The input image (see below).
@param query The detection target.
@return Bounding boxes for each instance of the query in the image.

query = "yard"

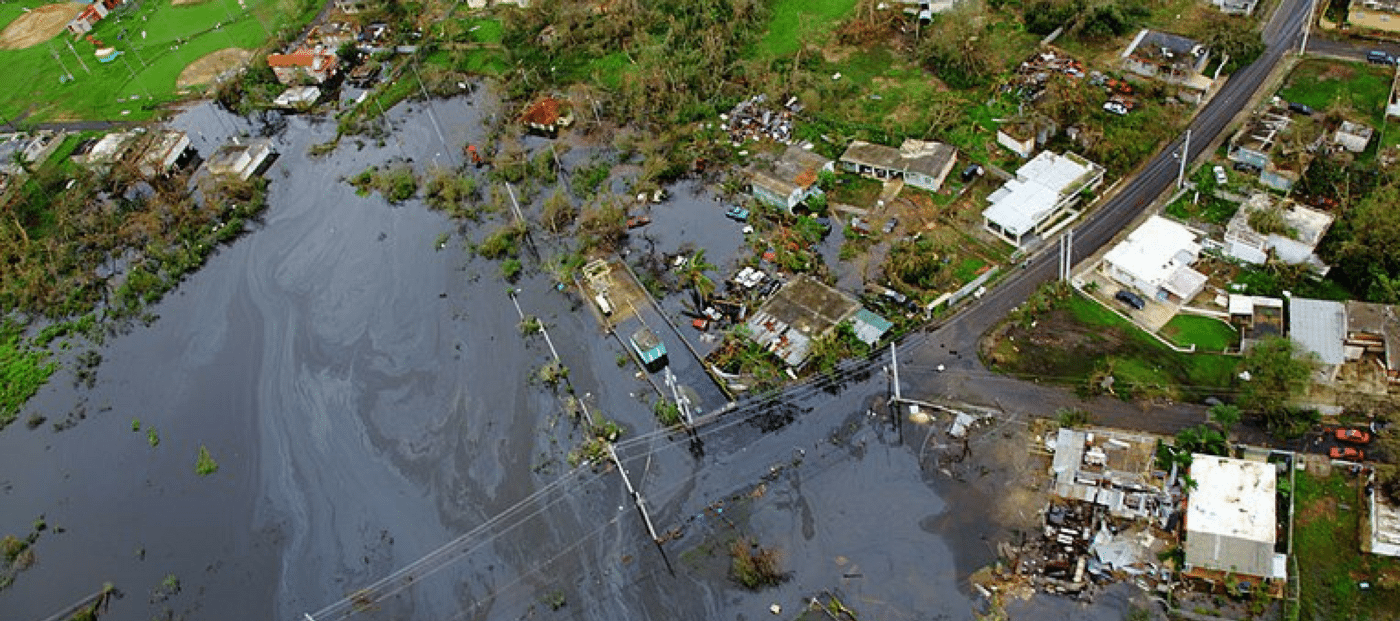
[0,0,314,122]
[752,0,858,58]
[983,287,1238,402]
[1160,314,1238,352]
[1294,469,1400,621]
[1279,59,1393,128]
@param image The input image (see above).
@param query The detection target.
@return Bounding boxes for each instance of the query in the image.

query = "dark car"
[1368,50,1395,65]
[1114,289,1145,310]
[960,164,984,182]
[882,217,899,234]
[1288,101,1315,116]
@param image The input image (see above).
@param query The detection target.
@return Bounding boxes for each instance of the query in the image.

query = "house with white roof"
[1184,455,1286,584]
[981,150,1104,247]
[1223,194,1333,275]
[1288,296,1346,383]
[1101,215,1208,304]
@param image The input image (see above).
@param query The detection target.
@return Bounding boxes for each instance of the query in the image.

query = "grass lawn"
[828,174,882,207]
[1279,59,1393,127]
[1160,314,1238,352]
[0,0,311,122]
[953,257,988,283]
[987,291,1238,401]
[1294,470,1400,621]
[752,0,858,58]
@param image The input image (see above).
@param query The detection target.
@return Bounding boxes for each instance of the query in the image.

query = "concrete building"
[1101,216,1208,304]
[1184,455,1285,581]
[1333,121,1375,153]
[1223,194,1333,274]
[1288,296,1346,383]
[1345,301,1400,384]
[71,131,136,170]
[135,131,194,178]
[1211,0,1258,15]
[747,145,834,212]
[996,118,1057,159]
[0,131,65,175]
[1351,1,1400,33]
[839,139,958,192]
[745,276,860,367]
[1121,30,1213,96]
[273,86,322,110]
[981,150,1103,247]
[1227,112,1301,192]
[1230,294,1285,348]
[205,138,275,180]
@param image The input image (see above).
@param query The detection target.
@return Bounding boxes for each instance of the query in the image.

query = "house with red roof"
[267,47,339,85]
[66,0,126,35]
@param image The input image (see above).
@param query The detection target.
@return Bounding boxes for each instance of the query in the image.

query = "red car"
[1336,428,1372,444]
[1330,446,1365,461]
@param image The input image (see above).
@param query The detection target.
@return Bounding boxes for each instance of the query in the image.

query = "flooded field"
[0,91,1148,621]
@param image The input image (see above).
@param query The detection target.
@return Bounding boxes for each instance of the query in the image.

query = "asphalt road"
[903,0,1314,440]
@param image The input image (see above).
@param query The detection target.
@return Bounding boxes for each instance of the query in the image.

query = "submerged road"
[904,0,1313,437]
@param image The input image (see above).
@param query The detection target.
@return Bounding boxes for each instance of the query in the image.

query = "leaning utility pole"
[1059,229,1074,281]
[63,38,91,74]
[888,343,902,442]
[1177,129,1191,189]
[1301,0,1315,55]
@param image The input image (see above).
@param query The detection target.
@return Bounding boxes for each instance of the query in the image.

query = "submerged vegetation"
[195,445,219,476]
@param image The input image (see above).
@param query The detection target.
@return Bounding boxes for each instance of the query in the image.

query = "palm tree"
[681,249,717,308]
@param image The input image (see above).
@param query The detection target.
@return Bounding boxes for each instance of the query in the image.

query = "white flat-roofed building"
[1184,455,1285,581]
[982,150,1104,247]
[1102,215,1208,304]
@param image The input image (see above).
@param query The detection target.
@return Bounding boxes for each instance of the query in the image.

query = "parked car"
[1233,161,1261,174]
[1102,101,1129,116]
[960,164,984,182]
[882,217,899,234]
[1330,446,1365,461]
[1114,289,1145,310]
[725,205,750,222]
[1213,165,1228,185]
[1288,101,1315,116]
[1367,49,1395,65]
[1336,428,1373,444]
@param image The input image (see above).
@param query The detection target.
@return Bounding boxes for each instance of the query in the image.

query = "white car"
[1102,101,1129,116]
[1213,165,1228,185]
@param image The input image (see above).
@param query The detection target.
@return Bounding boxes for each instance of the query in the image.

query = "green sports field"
[0,0,311,123]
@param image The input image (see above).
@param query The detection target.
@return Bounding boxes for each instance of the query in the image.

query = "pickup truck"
[725,206,750,222]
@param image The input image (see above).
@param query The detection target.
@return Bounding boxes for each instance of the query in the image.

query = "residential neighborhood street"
[901,0,1315,439]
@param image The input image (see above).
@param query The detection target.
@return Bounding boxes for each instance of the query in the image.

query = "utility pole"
[49,45,74,82]
[119,52,152,99]
[888,343,902,443]
[1059,229,1074,281]
[63,38,91,74]
[1177,129,1191,189]
[1301,0,1315,55]
[409,57,454,167]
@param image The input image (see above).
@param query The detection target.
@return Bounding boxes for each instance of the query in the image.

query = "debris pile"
[720,95,801,145]
[975,428,1182,603]
[1008,49,1085,101]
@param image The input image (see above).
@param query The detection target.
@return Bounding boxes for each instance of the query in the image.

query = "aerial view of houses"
[5,0,1400,620]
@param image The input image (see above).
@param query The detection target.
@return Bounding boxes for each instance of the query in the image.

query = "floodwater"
[0,89,1145,621]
